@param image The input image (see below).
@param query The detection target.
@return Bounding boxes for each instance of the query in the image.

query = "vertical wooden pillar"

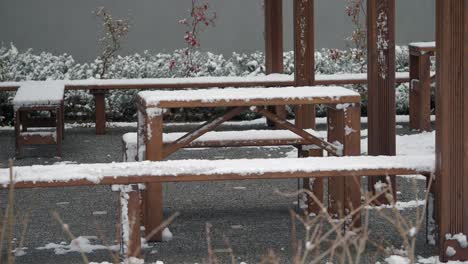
[435,0,468,260]
[367,0,397,203]
[91,90,107,135]
[293,0,315,129]
[327,104,362,227]
[144,110,164,242]
[265,0,286,121]
[409,48,433,131]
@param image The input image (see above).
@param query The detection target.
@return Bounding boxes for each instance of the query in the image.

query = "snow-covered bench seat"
[122,129,324,162]
[0,156,435,188]
[12,82,65,157]
[0,155,435,257]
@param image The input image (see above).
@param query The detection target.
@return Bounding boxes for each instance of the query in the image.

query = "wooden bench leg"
[56,105,63,157]
[14,110,21,157]
[20,111,28,132]
[327,103,361,228]
[92,90,106,135]
[409,53,432,131]
[299,145,324,215]
[118,185,142,258]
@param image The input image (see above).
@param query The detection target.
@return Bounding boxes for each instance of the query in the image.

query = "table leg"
[327,103,361,227]
[56,105,62,157]
[14,110,21,157]
[144,111,164,242]
[409,53,432,131]
[92,90,106,135]
[127,186,142,258]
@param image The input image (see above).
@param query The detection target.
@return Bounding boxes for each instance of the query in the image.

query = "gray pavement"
[0,121,437,263]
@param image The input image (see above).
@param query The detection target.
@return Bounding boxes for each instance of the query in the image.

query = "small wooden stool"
[13,82,65,157]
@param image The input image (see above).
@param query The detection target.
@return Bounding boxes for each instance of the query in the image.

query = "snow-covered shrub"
[0,43,426,123]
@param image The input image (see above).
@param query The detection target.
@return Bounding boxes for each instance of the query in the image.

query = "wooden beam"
[265,0,286,121]
[435,0,468,261]
[367,0,397,204]
[294,0,316,129]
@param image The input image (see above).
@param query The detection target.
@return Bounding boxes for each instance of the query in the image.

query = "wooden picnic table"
[135,85,362,241]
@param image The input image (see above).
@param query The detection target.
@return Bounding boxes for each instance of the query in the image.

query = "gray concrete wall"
[0,0,435,62]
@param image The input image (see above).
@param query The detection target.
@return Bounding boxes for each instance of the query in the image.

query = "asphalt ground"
[0,121,437,263]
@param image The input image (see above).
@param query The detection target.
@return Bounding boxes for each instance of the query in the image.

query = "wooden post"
[127,186,142,258]
[144,110,164,242]
[293,0,315,129]
[91,90,107,135]
[367,0,397,204]
[265,0,286,122]
[409,48,433,131]
[435,0,468,260]
[327,103,361,227]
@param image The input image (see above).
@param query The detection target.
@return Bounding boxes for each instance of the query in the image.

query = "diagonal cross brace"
[251,106,342,156]
[163,106,248,158]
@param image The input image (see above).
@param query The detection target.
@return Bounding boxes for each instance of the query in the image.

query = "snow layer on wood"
[315,72,409,81]
[122,128,322,146]
[66,74,293,86]
[446,233,468,248]
[409,41,436,48]
[138,86,360,106]
[20,131,57,141]
[0,155,434,186]
[12,82,64,108]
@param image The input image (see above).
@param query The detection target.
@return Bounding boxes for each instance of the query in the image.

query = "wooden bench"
[121,129,324,161]
[12,82,65,157]
[0,73,412,134]
[0,155,435,258]
[408,41,436,131]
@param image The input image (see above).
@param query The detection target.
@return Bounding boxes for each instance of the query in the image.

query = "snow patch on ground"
[36,236,119,255]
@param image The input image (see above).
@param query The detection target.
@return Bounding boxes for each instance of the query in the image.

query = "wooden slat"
[18,134,56,145]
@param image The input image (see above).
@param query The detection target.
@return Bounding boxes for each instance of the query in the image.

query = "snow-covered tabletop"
[12,81,65,109]
[137,86,361,108]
